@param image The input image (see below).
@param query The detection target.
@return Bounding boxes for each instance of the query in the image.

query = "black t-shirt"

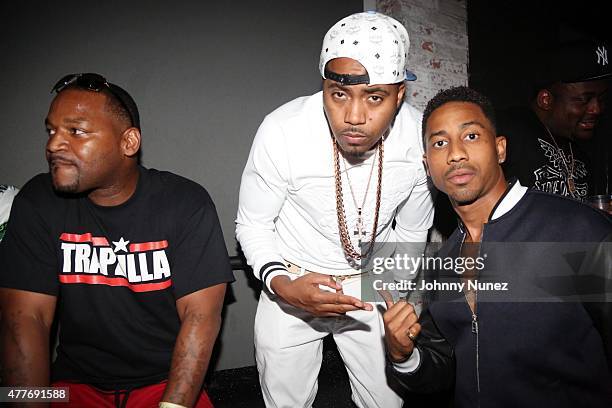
[578,111,612,195]
[499,107,592,199]
[0,167,235,389]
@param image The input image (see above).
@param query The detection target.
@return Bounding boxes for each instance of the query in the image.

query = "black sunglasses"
[50,73,140,129]
[51,73,110,94]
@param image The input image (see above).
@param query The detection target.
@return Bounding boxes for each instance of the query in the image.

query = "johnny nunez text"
[372,279,509,292]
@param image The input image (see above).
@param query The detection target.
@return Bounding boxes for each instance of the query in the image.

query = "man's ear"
[422,154,430,176]
[536,89,554,111]
[495,135,507,164]
[396,83,406,108]
[122,128,141,157]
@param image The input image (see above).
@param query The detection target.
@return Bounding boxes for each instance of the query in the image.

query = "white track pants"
[254,276,403,408]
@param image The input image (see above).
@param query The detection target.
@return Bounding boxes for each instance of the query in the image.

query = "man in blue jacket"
[383,86,612,407]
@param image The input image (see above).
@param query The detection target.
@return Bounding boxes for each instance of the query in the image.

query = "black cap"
[541,40,612,84]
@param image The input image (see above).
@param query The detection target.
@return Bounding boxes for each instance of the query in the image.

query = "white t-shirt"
[236,91,434,292]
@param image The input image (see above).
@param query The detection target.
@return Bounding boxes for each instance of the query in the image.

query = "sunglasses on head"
[50,73,140,129]
[51,73,110,94]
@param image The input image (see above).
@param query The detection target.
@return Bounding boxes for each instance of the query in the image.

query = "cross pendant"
[353,208,366,245]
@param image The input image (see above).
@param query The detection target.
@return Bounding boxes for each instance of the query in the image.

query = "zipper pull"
[471,314,479,334]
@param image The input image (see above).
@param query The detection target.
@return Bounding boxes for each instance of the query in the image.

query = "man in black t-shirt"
[0,73,234,408]
[500,40,611,200]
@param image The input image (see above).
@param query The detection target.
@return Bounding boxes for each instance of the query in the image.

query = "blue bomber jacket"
[388,181,612,407]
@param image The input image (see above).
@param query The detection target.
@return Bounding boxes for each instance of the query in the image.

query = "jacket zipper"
[460,230,482,404]
[471,295,480,395]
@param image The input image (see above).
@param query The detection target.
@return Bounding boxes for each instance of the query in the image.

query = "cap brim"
[562,71,612,83]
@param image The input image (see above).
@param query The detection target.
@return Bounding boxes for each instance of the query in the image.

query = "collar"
[457,178,527,234]
[490,178,528,220]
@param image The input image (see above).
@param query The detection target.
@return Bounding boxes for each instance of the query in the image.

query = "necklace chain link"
[333,139,383,260]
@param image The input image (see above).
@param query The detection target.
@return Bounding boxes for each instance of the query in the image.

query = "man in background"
[499,40,611,199]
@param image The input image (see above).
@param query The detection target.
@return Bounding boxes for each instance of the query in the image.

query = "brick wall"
[374,0,468,110]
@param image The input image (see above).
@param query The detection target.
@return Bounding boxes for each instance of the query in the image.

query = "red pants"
[51,381,214,408]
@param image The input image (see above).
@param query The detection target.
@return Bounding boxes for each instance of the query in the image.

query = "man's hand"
[271,273,373,316]
[382,291,421,363]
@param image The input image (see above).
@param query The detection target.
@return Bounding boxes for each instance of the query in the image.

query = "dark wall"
[468,0,612,110]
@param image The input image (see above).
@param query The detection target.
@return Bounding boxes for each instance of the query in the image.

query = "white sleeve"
[236,115,293,293]
[392,348,421,373]
[395,169,434,243]
[393,171,435,284]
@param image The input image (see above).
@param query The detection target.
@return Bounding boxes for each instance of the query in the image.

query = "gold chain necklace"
[333,138,383,260]
[341,147,377,245]
[543,126,577,198]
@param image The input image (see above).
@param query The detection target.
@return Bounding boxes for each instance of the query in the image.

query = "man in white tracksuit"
[236,11,434,408]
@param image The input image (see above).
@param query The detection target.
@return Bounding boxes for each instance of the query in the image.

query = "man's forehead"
[53,88,106,106]
[326,58,367,74]
[556,79,609,94]
[427,103,490,134]
[47,89,111,124]
[51,89,107,112]
[325,81,395,97]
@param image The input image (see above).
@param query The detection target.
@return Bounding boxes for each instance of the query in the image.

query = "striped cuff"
[259,261,291,294]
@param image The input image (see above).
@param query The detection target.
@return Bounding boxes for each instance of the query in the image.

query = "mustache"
[340,127,369,137]
[47,153,76,166]
[444,163,476,178]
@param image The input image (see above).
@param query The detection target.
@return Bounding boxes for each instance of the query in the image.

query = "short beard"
[449,189,479,207]
[342,148,366,159]
[53,181,79,194]
[51,173,80,194]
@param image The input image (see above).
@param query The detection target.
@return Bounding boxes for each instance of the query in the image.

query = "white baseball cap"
[319,11,416,85]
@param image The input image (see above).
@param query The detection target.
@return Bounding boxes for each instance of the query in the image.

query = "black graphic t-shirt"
[499,107,592,199]
[0,167,235,388]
